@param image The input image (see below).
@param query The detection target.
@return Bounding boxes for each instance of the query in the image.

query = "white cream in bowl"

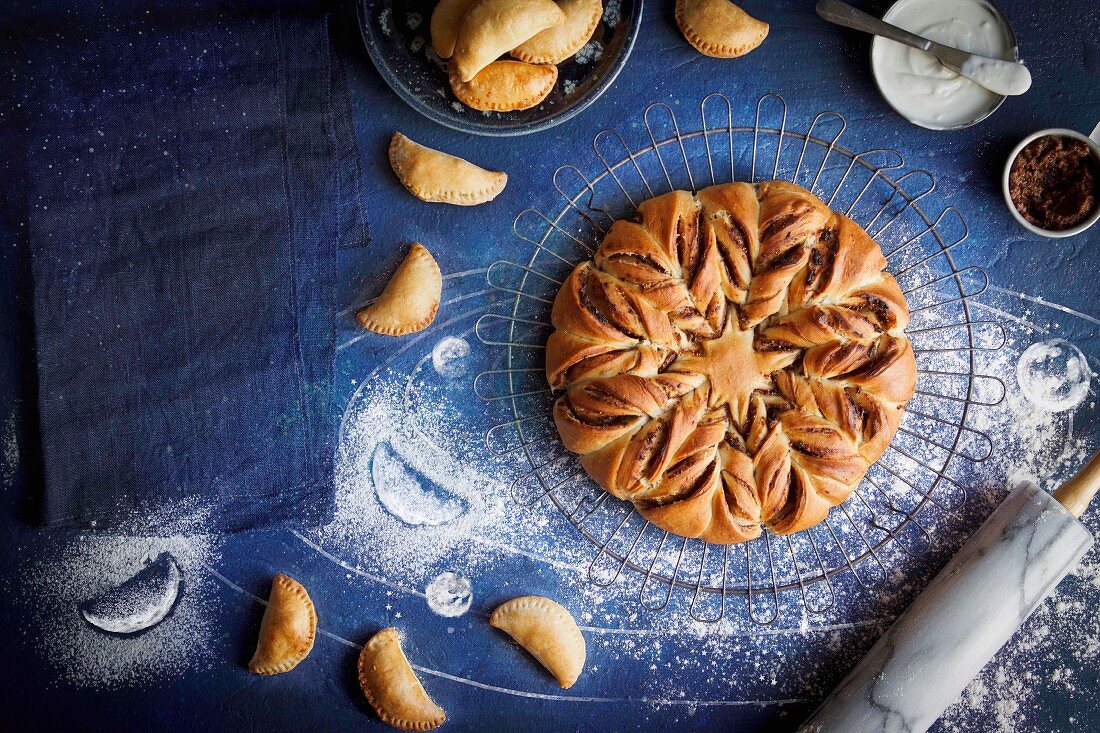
[871,0,1018,130]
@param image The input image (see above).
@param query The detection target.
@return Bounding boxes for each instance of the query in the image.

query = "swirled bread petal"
[452,0,566,82]
[248,574,317,675]
[511,0,603,65]
[449,60,557,111]
[675,0,769,59]
[358,628,446,731]
[357,243,442,336]
[388,132,507,205]
[490,596,586,688]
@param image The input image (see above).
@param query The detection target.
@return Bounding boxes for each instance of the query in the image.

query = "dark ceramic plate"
[356,0,642,136]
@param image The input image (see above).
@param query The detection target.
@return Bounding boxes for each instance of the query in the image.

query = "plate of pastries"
[357,0,642,136]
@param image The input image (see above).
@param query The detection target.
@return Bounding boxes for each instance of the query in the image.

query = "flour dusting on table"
[933,308,1099,732]
[1,403,18,485]
[316,250,1100,722]
[19,508,221,689]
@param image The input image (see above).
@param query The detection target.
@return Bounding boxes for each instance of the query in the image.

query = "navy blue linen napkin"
[23,11,360,531]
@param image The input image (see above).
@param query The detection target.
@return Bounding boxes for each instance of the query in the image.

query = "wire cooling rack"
[474,93,1006,624]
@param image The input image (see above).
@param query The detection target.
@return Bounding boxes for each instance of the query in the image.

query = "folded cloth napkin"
[23,11,361,531]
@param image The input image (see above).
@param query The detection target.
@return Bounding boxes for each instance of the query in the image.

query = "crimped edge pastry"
[388,131,507,205]
[675,0,769,58]
[449,60,558,111]
[490,596,586,688]
[248,574,317,675]
[451,0,566,82]
[431,0,479,59]
[358,627,446,731]
[357,243,443,336]
[511,0,603,65]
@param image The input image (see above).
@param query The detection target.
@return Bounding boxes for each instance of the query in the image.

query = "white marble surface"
[799,482,1095,733]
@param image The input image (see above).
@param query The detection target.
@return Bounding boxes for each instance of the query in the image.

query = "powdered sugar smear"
[21,527,220,688]
[319,368,513,586]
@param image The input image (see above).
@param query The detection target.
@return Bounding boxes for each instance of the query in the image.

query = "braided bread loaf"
[546,181,916,544]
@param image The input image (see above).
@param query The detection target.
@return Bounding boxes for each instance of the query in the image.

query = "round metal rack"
[474,93,1006,624]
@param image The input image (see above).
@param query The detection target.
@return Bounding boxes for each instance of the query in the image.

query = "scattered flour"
[80,552,182,634]
[603,0,623,28]
[317,370,513,584]
[431,336,471,378]
[425,571,473,618]
[20,527,220,689]
[574,40,603,65]
[1,402,18,485]
[1016,338,1092,412]
[933,309,1099,731]
[371,440,468,526]
[377,8,393,37]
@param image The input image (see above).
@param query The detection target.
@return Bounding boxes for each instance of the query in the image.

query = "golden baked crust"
[490,596,586,688]
[675,0,768,59]
[449,60,558,111]
[358,628,446,731]
[546,181,916,544]
[248,574,317,675]
[511,0,603,65]
[431,0,479,59]
[388,131,507,206]
[357,243,443,336]
[451,0,566,82]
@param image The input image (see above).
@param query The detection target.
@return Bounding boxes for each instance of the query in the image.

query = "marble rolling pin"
[800,450,1100,733]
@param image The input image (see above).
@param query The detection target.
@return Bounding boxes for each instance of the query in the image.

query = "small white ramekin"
[1002,123,1100,238]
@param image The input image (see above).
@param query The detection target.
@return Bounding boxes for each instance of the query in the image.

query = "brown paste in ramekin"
[1009,135,1100,231]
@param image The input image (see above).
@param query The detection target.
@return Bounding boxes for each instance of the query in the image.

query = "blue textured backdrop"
[1,1,1099,731]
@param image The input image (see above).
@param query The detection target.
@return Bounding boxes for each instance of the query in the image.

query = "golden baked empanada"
[357,243,442,336]
[452,0,566,82]
[449,60,557,112]
[511,0,602,65]
[388,131,507,206]
[430,0,479,59]
[675,0,769,58]
[359,627,446,732]
[248,574,317,675]
[489,595,586,688]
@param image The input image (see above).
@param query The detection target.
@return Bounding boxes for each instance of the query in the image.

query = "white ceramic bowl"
[870,0,1018,131]
[1002,123,1100,238]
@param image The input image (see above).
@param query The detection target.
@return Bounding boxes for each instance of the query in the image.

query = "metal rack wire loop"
[475,93,1004,624]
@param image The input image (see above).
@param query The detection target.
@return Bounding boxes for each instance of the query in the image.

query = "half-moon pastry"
[511,0,603,65]
[451,0,566,82]
[489,596,586,688]
[431,0,479,58]
[357,243,443,336]
[388,131,507,206]
[248,574,317,675]
[449,60,558,111]
[359,627,446,731]
[546,181,916,544]
[675,0,769,58]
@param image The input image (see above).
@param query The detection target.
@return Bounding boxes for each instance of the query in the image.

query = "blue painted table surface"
[1,1,1099,731]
